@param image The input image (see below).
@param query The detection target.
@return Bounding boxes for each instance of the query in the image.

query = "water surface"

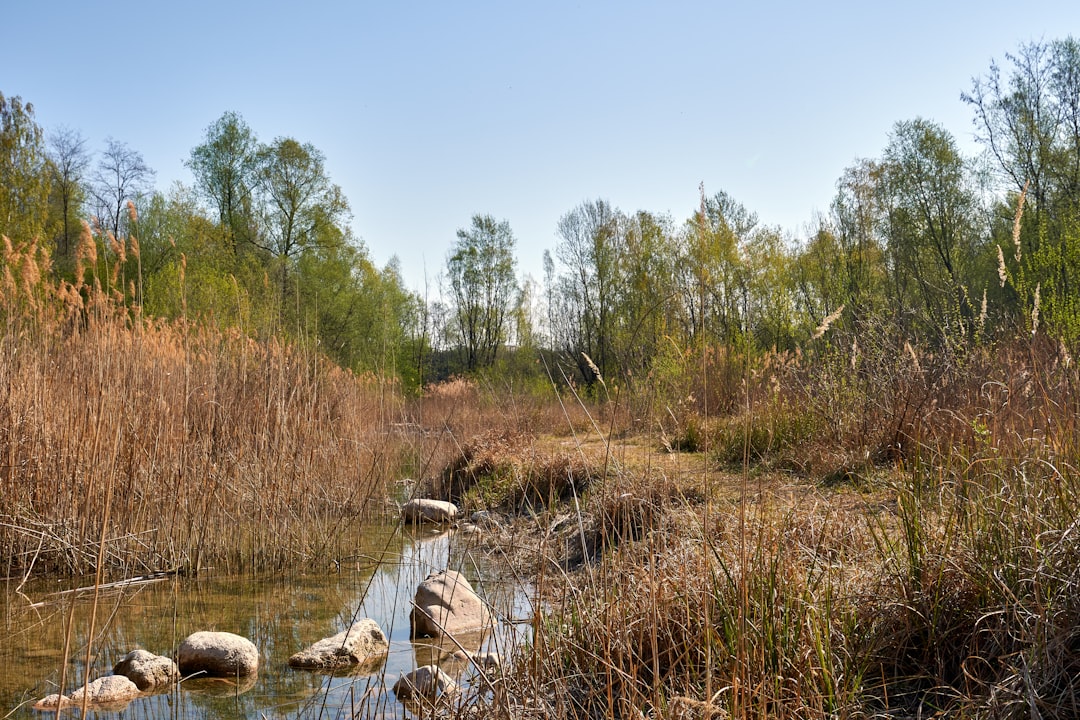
[1,523,530,719]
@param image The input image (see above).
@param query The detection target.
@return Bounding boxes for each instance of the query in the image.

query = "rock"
[34,675,144,711]
[33,694,70,710]
[287,618,389,670]
[393,665,458,703]
[113,649,180,690]
[451,648,502,672]
[469,510,502,528]
[69,675,141,706]
[470,650,502,672]
[177,631,259,677]
[402,498,458,524]
[410,569,493,639]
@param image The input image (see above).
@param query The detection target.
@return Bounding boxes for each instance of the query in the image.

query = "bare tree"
[48,126,91,261]
[91,138,154,240]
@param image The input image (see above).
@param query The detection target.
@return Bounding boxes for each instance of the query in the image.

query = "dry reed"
[0,233,403,579]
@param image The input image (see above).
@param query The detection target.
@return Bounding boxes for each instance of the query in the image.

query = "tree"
[91,138,154,241]
[964,37,1080,342]
[0,92,52,246]
[253,137,350,315]
[880,118,982,343]
[446,214,518,371]
[613,210,676,376]
[678,190,754,346]
[187,111,259,250]
[47,126,91,268]
[552,199,622,382]
[136,183,240,322]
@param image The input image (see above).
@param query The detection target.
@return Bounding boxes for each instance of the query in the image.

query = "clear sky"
[5,1,1079,291]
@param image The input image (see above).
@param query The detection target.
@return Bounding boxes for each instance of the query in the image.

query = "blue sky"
[6,1,1080,291]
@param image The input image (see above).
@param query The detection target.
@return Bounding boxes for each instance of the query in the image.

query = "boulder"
[469,510,503,528]
[469,649,502,672]
[113,649,180,690]
[177,631,259,677]
[402,499,458,524]
[34,675,143,711]
[287,618,389,670]
[33,694,70,711]
[70,675,141,706]
[392,665,458,703]
[410,569,493,639]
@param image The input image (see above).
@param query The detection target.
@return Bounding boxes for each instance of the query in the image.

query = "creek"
[1,523,531,719]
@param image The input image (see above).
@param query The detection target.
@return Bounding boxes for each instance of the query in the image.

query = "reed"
[0,233,402,579]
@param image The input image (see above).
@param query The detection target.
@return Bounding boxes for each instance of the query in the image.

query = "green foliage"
[0,92,53,246]
[966,37,1080,345]
[446,213,518,371]
[187,111,259,249]
[881,118,984,348]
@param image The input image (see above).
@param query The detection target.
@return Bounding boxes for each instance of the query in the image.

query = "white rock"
[287,618,389,669]
[410,569,493,639]
[33,694,70,710]
[402,498,458,524]
[113,649,180,690]
[177,631,259,677]
[69,675,141,705]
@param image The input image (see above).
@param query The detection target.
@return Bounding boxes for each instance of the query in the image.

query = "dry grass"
[440,333,1080,719]
[0,232,403,578]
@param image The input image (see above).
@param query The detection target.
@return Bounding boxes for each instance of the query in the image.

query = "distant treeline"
[3,37,1080,392]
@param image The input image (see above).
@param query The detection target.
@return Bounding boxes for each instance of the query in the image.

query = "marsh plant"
[0,225,404,579]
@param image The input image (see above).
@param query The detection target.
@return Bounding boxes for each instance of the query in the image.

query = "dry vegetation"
[416,335,1080,720]
[0,228,404,578]
[5,226,1080,719]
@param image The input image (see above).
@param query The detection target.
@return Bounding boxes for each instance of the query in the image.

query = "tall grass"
[450,326,1080,717]
[1,229,403,579]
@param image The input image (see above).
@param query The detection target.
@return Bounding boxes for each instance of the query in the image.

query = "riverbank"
[425,419,1080,720]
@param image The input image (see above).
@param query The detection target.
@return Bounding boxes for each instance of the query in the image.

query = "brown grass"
[0,234,403,578]
[446,330,1080,719]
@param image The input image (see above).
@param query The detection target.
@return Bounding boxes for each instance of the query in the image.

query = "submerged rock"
[177,631,259,677]
[33,693,70,711]
[71,675,141,706]
[113,648,180,690]
[288,618,389,670]
[402,498,458,524]
[410,569,493,639]
[34,675,142,711]
[392,665,458,703]
[180,673,258,697]
[469,510,503,528]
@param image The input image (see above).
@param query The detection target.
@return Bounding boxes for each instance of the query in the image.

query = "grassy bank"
[425,337,1080,719]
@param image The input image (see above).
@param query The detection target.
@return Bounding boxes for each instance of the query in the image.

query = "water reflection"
[1,523,532,719]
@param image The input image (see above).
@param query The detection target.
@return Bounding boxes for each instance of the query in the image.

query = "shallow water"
[1,523,532,719]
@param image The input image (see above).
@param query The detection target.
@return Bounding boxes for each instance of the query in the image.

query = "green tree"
[446,214,518,371]
[0,93,52,246]
[187,111,259,251]
[964,37,1080,341]
[678,190,754,346]
[136,183,250,326]
[880,118,983,345]
[613,209,676,377]
[253,137,350,320]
